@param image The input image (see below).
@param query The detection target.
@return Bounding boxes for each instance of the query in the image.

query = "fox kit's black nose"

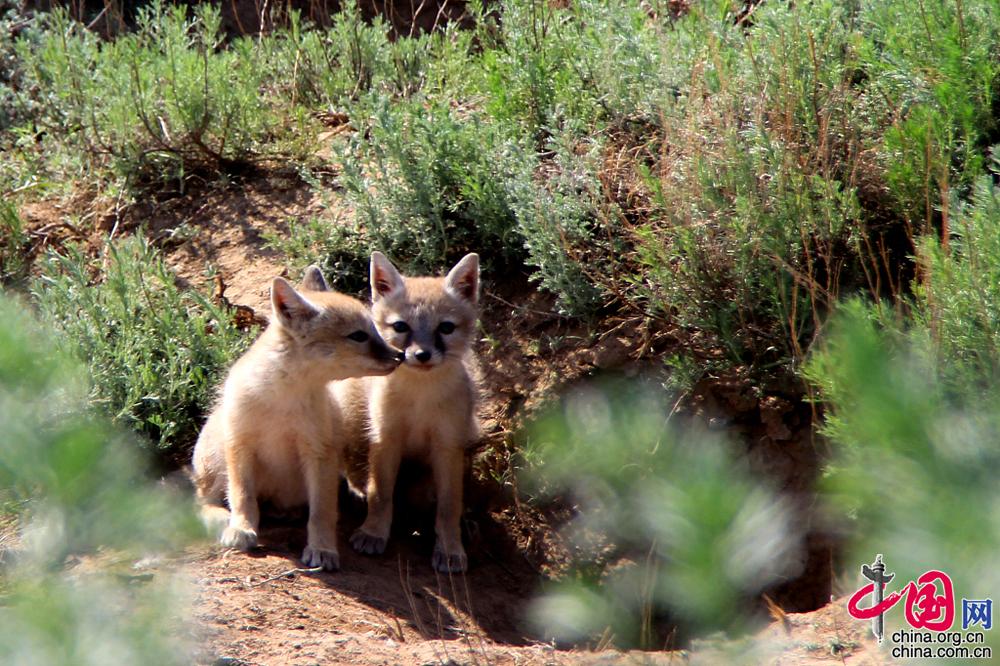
[415,349,432,363]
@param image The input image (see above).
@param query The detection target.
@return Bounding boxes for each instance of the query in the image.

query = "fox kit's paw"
[432,543,468,573]
[349,529,387,555]
[302,545,340,571]
[220,526,258,551]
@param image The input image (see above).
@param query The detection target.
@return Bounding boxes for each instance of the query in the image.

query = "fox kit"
[333,252,480,573]
[192,266,402,571]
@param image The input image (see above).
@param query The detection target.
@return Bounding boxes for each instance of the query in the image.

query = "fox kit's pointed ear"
[445,253,479,304]
[301,265,329,292]
[271,277,320,330]
[370,252,405,301]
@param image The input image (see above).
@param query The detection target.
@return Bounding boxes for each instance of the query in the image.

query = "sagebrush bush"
[508,131,609,316]
[804,174,1000,653]
[805,301,999,653]
[474,1,661,141]
[31,237,251,455]
[621,1,878,366]
[264,214,372,295]
[341,97,525,273]
[256,1,430,111]
[867,0,1000,228]
[0,201,29,286]
[537,0,996,371]
[0,0,41,134]
[910,176,1000,400]
[15,2,298,186]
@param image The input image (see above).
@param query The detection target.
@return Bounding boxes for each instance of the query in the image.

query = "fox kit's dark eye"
[438,321,456,335]
[347,331,369,342]
[391,321,410,333]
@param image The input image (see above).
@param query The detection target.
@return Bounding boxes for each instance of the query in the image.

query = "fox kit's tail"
[187,464,231,538]
[199,503,231,538]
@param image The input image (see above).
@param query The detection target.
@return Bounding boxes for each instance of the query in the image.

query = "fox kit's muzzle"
[372,337,405,369]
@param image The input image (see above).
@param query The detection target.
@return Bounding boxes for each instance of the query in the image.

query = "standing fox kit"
[192,267,402,571]
[334,252,481,573]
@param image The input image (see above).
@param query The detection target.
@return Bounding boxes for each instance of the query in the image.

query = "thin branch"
[246,565,323,587]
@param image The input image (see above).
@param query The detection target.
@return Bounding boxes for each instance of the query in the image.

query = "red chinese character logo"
[847,563,955,633]
[904,570,954,630]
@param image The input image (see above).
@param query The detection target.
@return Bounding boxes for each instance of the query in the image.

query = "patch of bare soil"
[684,599,889,665]
[121,171,320,313]
[16,171,314,314]
[180,503,888,666]
[185,493,560,666]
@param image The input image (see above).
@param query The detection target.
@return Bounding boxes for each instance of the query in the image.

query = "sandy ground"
[181,510,888,666]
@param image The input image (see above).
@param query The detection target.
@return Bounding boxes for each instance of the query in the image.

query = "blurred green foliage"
[0,294,199,663]
[522,382,801,647]
[807,302,999,652]
[805,176,1000,652]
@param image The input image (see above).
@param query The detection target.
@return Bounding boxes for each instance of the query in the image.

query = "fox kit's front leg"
[350,426,402,555]
[431,443,467,573]
[301,444,342,571]
[221,437,260,551]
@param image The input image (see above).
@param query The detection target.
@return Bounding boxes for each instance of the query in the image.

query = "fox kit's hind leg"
[221,439,260,551]
[431,444,467,573]
[350,429,402,555]
[301,447,342,571]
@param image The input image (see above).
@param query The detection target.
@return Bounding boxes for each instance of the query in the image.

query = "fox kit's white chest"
[232,382,333,506]
[370,363,475,455]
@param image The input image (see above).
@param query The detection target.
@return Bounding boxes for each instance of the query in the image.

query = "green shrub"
[627,1,877,366]
[805,178,1000,649]
[508,132,608,316]
[256,2,420,111]
[0,293,199,663]
[477,1,663,140]
[865,0,1000,227]
[0,0,42,134]
[0,201,29,287]
[522,381,800,647]
[15,2,294,186]
[31,236,251,455]
[913,176,1000,393]
[341,97,524,273]
[264,214,371,295]
[805,301,999,651]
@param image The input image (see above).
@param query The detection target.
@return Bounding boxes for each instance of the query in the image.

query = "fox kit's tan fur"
[192,267,402,571]
[333,252,480,573]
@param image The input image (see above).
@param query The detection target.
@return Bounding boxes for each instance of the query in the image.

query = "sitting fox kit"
[192,266,402,571]
[335,252,481,573]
